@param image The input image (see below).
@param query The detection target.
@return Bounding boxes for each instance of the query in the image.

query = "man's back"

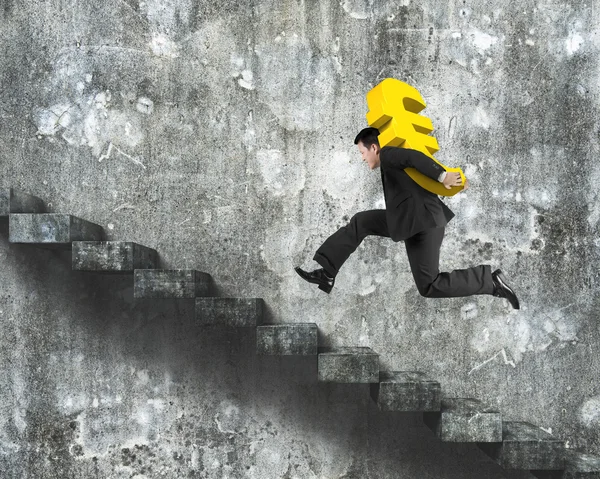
[379,146,455,239]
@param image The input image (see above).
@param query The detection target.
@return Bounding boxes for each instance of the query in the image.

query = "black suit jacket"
[380,146,455,241]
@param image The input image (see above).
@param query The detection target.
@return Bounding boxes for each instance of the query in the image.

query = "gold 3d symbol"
[366,78,465,197]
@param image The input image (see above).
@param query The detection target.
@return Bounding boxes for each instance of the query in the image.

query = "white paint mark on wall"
[136,369,150,386]
[468,348,516,375]
[580,396,600,426]
[238,69,255,90]
[469,28,497,53]
[150,33,180,58]
[315,150,364,201]
[136,97,154,115]
[147,398,166,410]
[98,141,146,169]
[33,104,72,136]
[214,401,243,434]
[473,106,490,129]
[566,33,584,54]
[589,200,600,227]
[255,148,305,196]
[340,0,370,19]
[358,278,377,296]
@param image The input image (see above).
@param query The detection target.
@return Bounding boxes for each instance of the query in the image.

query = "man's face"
[358,141,380,170]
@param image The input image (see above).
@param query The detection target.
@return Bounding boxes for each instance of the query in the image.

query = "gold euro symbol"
[366,78,465,196]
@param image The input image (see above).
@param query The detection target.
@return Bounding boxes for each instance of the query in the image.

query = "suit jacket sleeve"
[380,146,446,181]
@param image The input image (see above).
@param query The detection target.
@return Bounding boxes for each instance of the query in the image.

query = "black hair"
[354,127,380,148]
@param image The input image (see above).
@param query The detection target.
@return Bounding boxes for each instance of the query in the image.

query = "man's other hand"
[442,172,464,190]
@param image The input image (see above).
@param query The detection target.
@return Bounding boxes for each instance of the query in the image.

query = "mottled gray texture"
[72,241,158,272]
[256,323,318,355]
[133,269,211,298]
[195,298,264,327]
[424,398,503,442]
[370,370,441,411]
[318,346,379,383]
[0,188,45,217]
[533,451,600,478]
[2,0,600,477]
[9,213,104,245]
[479,421,565,470]
[565,452,600,478]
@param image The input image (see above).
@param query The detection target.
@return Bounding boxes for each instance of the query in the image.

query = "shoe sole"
[318,284,333,294]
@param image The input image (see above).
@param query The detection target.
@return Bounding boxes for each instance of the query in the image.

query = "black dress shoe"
[492,269,520,309]
[294,266,335,293]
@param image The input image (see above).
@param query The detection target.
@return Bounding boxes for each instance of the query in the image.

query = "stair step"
[134,269,210,298]
[423,398,502,442]
[0,188,45,217]
[195,298,264,327]
[72,241,158,272]
[256,323,318,355]
[478,421,565,470]
[532,451,600,479]
[318,346,379,383]
[564,452,600,478]
[370,371,441,411]
[9,213,103,247]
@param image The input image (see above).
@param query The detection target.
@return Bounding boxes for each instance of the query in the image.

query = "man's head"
[354,127,381,170]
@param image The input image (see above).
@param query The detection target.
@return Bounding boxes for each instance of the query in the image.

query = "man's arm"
[380,146,446,182]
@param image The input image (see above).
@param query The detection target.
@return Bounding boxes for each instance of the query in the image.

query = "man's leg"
[313,210,389,277]
[405,226,495,298]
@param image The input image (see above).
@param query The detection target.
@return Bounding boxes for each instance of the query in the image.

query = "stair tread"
[318,346,378,355]
[379,370,439,384]
[257,323,317,355]
[9,213,103,245]
[440,397,500,414]
[372,371,441,412]
[424,398,502,443]
[502,421,563,443]
[196,297,264,327]
[318,346,379,383]
[72,241,158,272]
[566,451,600,472]
[134,269,211,298]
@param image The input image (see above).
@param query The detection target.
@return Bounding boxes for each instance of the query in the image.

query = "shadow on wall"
[0,223,534,478]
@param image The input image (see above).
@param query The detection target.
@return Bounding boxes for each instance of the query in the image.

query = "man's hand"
[442,172,465,190]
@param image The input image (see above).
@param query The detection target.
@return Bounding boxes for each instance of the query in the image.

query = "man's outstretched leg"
[295,210,389,293]
[405,226,520,308]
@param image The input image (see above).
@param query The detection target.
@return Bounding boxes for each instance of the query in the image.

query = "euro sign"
[366,78,465,197]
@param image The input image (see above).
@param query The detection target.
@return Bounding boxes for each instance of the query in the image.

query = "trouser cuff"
[313,252,337,277]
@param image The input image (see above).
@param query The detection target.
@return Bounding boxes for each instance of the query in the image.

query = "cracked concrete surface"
[1,0,600,477]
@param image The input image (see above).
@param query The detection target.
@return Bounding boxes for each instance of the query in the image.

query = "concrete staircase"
[2,186,599,478]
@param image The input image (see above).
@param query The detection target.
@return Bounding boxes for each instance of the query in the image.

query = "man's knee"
[416,281,434,297]
[349,213,362,224]
[417,285,429,297]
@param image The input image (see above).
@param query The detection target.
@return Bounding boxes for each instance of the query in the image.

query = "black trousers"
[313,209,494,298]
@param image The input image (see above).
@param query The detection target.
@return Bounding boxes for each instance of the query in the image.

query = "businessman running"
[294,127,520,309]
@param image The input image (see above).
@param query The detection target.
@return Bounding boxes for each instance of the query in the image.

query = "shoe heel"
[318,284,333,294]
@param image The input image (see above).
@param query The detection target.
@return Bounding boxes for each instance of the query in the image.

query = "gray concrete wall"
[1,0,599,477]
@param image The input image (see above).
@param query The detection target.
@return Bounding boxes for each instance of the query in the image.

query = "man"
[294,127,520,309]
